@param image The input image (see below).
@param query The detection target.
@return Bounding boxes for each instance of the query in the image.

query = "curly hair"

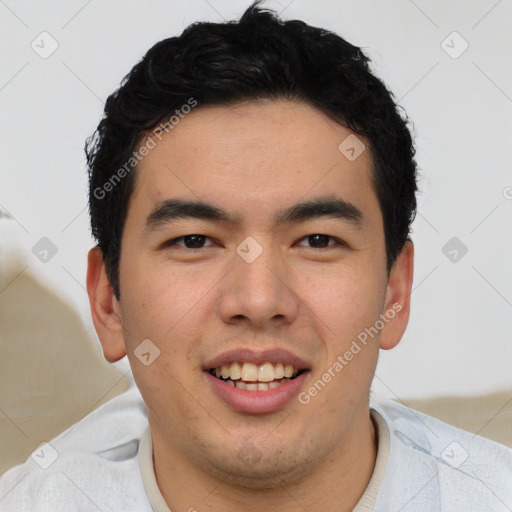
[86,0,418,300]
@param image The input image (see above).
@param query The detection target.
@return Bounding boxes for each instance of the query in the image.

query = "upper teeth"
[212,362,300,382]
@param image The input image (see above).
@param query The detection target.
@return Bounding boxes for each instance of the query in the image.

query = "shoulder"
[371,397,512,511]
[0,379,151,512]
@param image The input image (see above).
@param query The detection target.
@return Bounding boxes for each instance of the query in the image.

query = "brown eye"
[297,234,345,249]
[166,234,215,249]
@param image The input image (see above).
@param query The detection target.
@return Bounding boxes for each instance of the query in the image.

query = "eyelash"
[164,234,347,250]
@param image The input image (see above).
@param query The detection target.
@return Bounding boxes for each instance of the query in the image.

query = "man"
[1,2,510,510]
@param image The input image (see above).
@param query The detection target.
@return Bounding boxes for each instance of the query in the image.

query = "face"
[108,99,405,487]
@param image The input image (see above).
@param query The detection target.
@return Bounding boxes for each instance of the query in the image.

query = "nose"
[217,242,300,329]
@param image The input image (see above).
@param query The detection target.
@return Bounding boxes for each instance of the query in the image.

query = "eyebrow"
[144,195,364,233]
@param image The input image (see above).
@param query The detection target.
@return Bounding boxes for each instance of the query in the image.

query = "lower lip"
[204,371,309,414]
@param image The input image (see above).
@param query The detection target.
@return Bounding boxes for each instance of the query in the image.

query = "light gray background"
[1,0,511,399]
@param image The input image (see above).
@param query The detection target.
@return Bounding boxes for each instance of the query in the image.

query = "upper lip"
[204,348,311,371]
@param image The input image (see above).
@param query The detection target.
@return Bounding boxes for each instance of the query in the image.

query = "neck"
[151,409,377,512]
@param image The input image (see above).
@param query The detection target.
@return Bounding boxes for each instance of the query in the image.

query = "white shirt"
[1,378,511,511]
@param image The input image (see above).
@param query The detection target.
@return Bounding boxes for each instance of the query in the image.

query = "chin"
[205,445,317,490]
[225,464,311,490]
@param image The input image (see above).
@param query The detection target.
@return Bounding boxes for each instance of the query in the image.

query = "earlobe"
[86,247,127,362]
[379,240,414,350]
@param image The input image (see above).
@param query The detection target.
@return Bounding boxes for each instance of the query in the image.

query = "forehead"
[128,99,380,232]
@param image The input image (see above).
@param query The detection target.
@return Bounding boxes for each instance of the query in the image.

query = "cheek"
[301,266,384,341]
[119,253,212,342]
[118,257,209,420]
[118,258,221,408]
[298,265,384,402]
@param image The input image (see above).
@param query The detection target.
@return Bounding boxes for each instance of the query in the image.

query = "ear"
[86,246,127,362]
[379,240,414,350]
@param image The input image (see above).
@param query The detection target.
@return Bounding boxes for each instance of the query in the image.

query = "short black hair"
[86,1,418,300]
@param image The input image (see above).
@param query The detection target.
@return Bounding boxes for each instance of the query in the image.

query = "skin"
[87,99,414,511]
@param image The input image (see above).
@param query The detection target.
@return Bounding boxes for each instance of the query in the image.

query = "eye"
[163,233,345,250]
[165,234,217,249]
[296,234,346,249]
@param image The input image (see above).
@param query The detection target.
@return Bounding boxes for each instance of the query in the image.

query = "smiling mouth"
[208,362,307,391]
